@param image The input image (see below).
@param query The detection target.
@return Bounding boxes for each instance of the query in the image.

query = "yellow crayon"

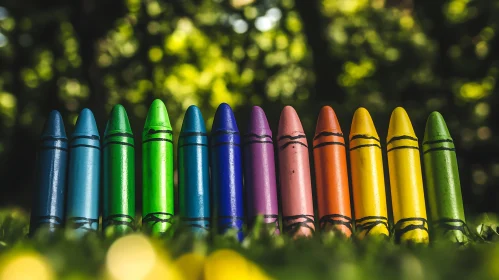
[349,108,389,238]
[386,107,429,244]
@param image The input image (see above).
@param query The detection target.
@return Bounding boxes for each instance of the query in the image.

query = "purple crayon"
[243,106,279,234]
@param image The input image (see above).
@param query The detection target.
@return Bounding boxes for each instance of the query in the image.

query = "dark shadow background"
[0,0,498,216]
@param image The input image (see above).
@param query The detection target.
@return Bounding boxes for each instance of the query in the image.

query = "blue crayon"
[30,110,68,235]
[178,105,210,234]
[210,103,244,240]
[66,109,101,235]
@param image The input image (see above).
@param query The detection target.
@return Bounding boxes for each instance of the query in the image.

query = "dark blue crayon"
[178,105,210,234]
[210,103,244,241]
[66,109,101,235]
[30,110,68,235]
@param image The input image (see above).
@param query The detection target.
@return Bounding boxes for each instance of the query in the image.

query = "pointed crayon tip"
[247,106,271,135]
[144,99,171,130]
[349,107,378,138]
[424,111,451,142]
[181,105,207,133]
[42,110,67,138]
[73,108,99,138]
[278,106,304,136]
[104,104,133,135]
[387,107,416,139]
[315,106,342,135]
[212,103,239,132]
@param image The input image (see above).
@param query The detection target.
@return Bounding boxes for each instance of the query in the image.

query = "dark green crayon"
[142,99,174,235]
[423,111,468,243]
[103,104,135,236]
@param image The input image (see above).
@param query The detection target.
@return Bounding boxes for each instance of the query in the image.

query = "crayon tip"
[248,106,271,135]
[315,106,342,134]
[212,103,239,132]
[41,110,67,138]
[104,104,133,135]
[387,107,416,139]
[144,99,171,130]
[73,108,99,138]
[278,106,304,136]
[181,105,207,133]
[423,111,451,142]
[349,107,378,138]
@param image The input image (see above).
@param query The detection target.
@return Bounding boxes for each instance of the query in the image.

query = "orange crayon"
[277,106,315,238]
[313,106,352,236]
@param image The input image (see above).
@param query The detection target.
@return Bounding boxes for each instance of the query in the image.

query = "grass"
[1,209,499,279]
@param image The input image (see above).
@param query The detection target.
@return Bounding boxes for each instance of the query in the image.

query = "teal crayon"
[30,110,68,235]
[178,105,210,233]
[66,109,101,235]
[103,105,135,235]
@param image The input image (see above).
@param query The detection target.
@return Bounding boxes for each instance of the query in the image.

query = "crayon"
[66,109,100,234]
[277,106,315,238]
[387,107,429,243]
[30,110,68,235]
[142,99,174,235]
[349,108,389,238]
[423,112,468,242]
[211,103,244,240]
[178,105,210,233]
[103,104,135,235]
[313,106,352,236]
[243,106,279,233]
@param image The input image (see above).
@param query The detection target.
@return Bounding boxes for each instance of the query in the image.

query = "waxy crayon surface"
[244,106,279,233]
[423,112,468,242]
[313,106,352,236]
[103,105,135,235]
[349,108,389,238]
[66,109,100,234]
[142,99,174,235]
[387,107,429,244]
[30,110,68,235]
[178,105,210,233]
[211,103,244,240]
[277,106,315,238]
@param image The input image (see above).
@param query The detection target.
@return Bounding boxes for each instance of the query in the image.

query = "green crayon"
[103,104,136,236]
[142,99,174,235]
[423,112,468,243]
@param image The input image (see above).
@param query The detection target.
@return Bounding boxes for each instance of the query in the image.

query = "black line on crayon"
[394,217,428,243]
[278,134,306,141]
[279,141,308,150]
[355,216,389,235]
[142,138,173,144]
[105,132,133,139]
[143,212,174,226]
[212,130,239,136]
[179,143,208,148]
[423,139,453,145]
[39,146,68,152]
[179,132,208,137]
[218,216,245,232]
[319,214,353,232]
[248,215,279,224]
[313,141,345,149]
[349,144,381,151]
[34,215,63,224]
[211,142,240,147]
[350,134,380,142]
[314,131,344,140]
[219,216,245,220]
[386,135,418,145]
[181,217,211,221]
[40,136,68,142]
[186,224,210,231]
[67,217,99,229]
[432,218,471,239]
[71,135,100,141]
[355,216,388,223]
[71,144,100,150]
[103,214,135,229]
[423,147,456,154]
[145,129,172,135]
[244,140,273,145]
[282,214,315,234]
[102,141,134,148]
[386,146,419,153]
[243,133,272,139]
